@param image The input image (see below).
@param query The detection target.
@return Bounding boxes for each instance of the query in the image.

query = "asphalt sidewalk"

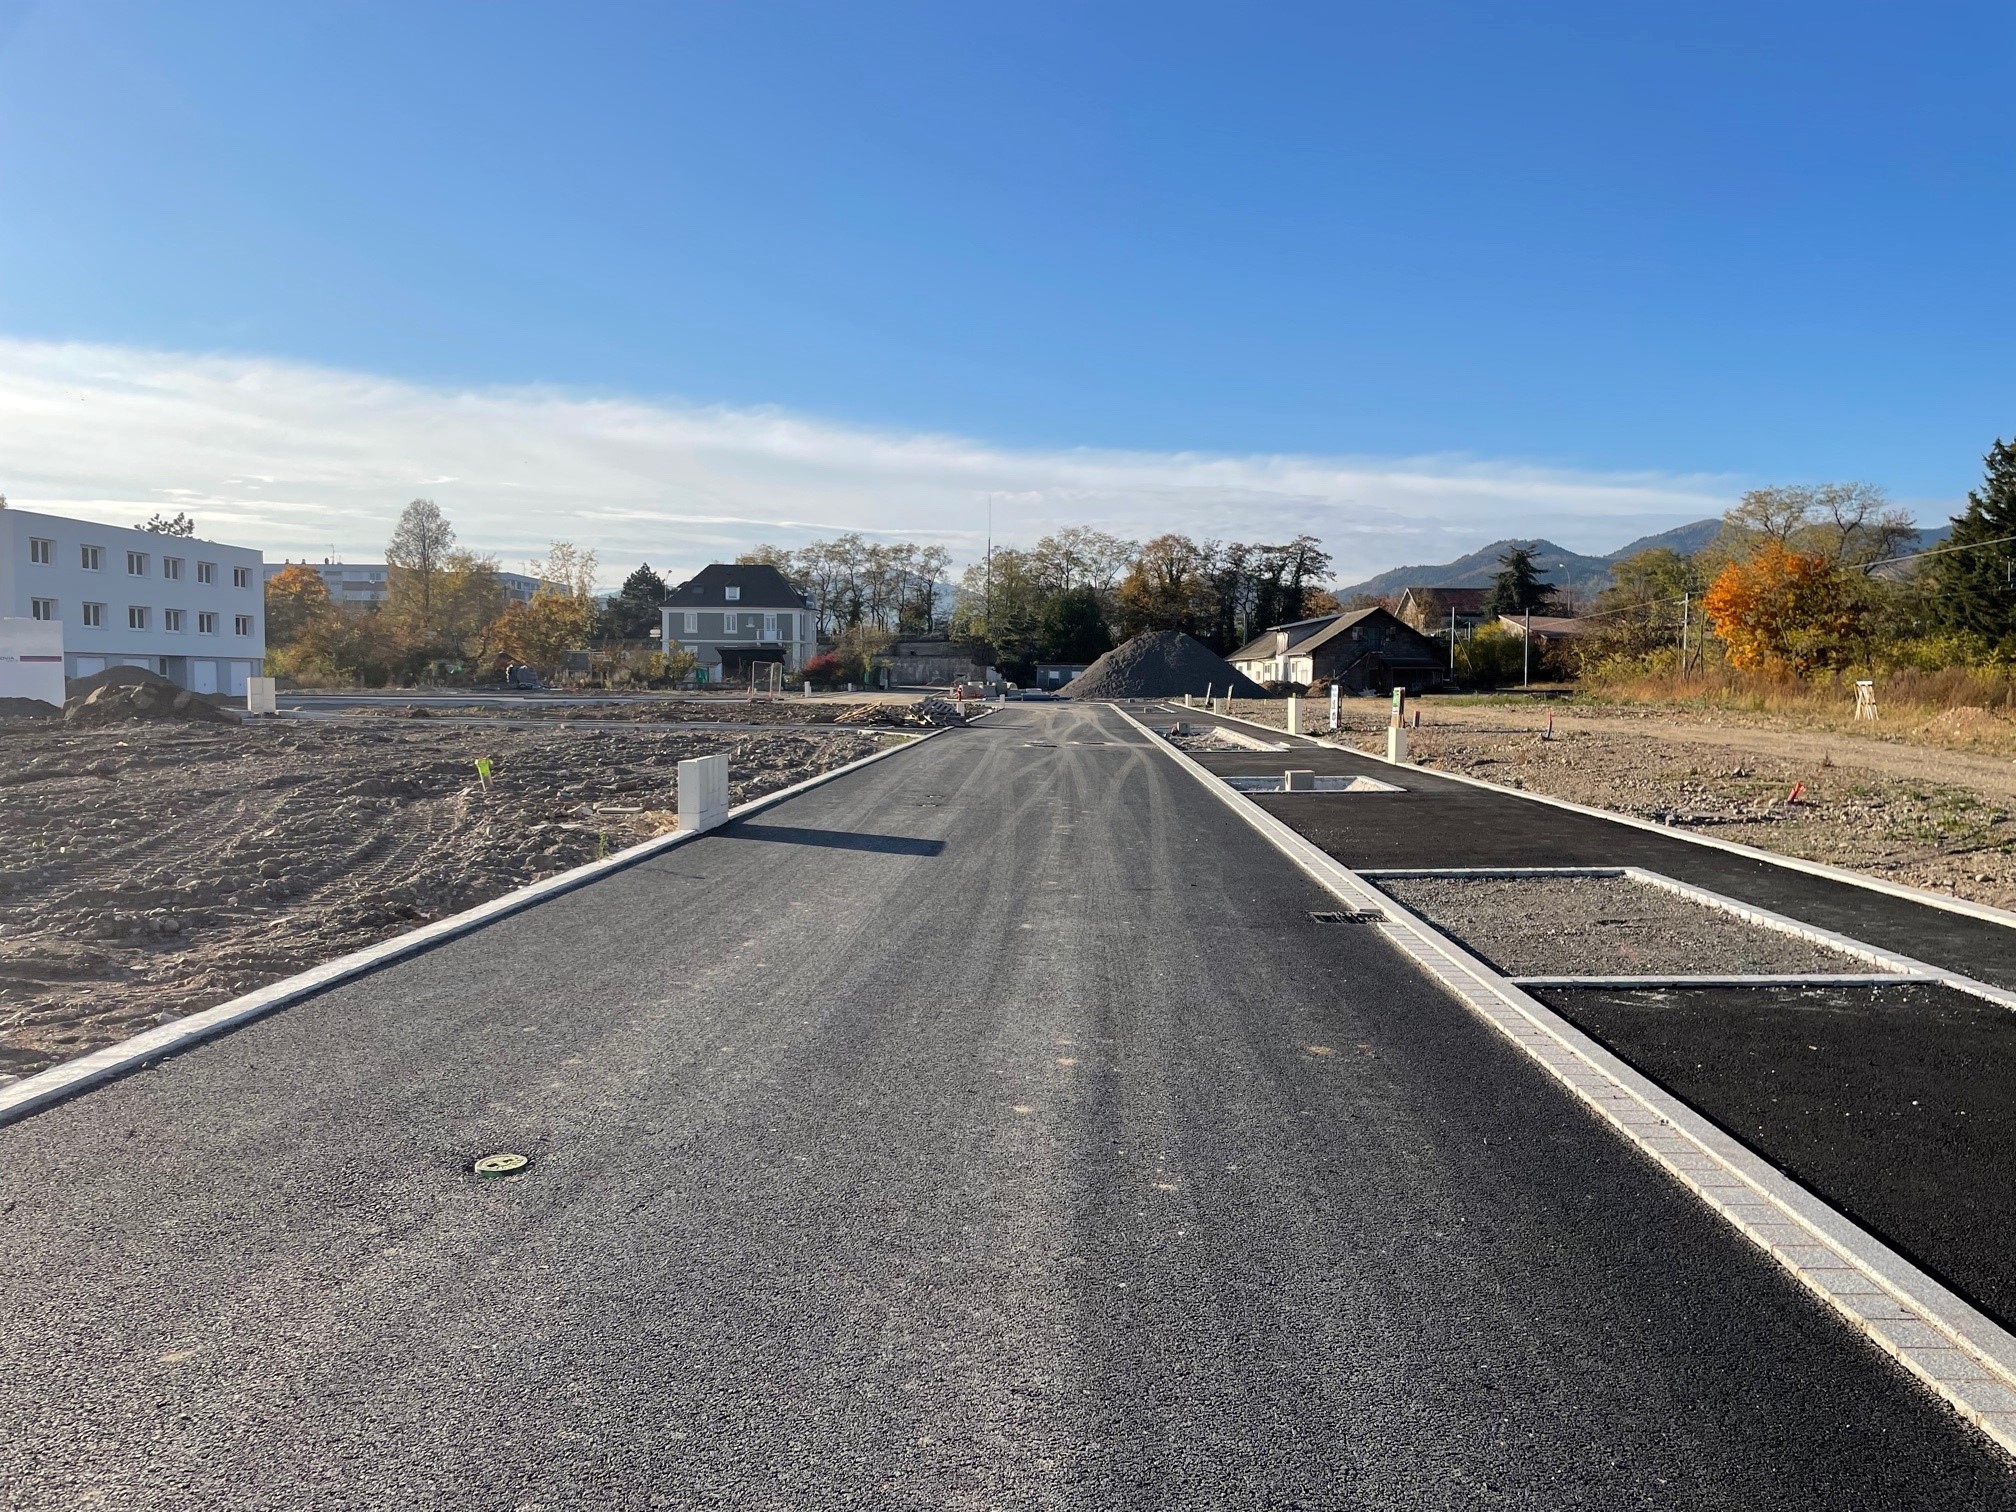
[4,703,2013,1509]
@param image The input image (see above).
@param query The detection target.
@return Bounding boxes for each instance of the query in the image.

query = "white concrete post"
[1386,686,1407,763]
[1284,769,1315,792]
[803,680,812,698]
[677,753,730,833]
[245,676,277,716]
[1285,695,1303,737]
[1329,684,1340,731]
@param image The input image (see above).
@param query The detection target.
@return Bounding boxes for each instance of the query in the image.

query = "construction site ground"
[1162,701,2016,1350]
[1221,696,2016,910]
[0,715,886,1082]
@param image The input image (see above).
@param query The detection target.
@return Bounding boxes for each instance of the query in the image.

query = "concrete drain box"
[1223,771,1403,794]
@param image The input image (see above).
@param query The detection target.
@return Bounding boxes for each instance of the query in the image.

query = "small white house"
[0,506,266,694]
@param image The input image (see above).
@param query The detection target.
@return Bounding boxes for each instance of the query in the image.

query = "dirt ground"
[1217,696,2016,910]
[326,697,969,728]
[0,718,887,1082]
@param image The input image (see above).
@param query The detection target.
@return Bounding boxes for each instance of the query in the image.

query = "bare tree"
[386,499,457,630]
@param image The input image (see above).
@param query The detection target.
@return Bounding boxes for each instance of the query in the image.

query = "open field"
[1218,695,2016,909]
[0,717,886,1081]
[298,696,968,728]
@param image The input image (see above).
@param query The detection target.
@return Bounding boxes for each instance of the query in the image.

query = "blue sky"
[1,2,2010,582]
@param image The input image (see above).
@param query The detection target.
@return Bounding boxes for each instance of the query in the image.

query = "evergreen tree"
[1931,439,2016,647]
[1038,588,1114,663]
[1482,546,1559,617]
[602,563,670,641]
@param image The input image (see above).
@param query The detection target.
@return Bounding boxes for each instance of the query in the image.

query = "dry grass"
[1576,668,2016,757]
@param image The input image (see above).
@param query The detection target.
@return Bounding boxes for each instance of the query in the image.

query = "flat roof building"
[262,560,540,606]
[0,506,266,695]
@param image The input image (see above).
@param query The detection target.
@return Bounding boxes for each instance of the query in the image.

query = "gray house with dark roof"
[659,564,815,684]
[1227,607,1444,694]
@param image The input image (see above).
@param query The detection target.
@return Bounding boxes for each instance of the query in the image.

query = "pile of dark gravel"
[1063,630,1267,700]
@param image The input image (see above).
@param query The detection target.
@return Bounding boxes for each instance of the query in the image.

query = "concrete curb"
[1116,703,2016,1459]
[0,728,946,1128]
[1162,702,2016,933]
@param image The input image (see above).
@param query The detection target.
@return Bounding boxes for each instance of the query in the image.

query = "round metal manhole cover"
[472,1152,530,1178]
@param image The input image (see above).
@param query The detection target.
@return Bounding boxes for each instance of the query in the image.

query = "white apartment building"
[0,506,266,695]
[263,560,540,606]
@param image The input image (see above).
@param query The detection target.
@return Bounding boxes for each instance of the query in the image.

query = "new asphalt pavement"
[5,702,2014,1509]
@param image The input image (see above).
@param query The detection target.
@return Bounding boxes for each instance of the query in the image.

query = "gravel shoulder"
[0,718,885,1081]
[1218,697,2016,910]
[1375,874,1874,977]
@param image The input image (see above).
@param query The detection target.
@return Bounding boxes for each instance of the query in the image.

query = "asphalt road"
[4,703,2014,1509]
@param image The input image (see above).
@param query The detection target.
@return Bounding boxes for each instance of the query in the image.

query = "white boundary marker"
[1116,703,2016,1456]
[0,727,947,1128]
[1167,702,2016,933]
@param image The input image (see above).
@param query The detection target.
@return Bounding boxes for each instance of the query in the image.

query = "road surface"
[4,703,2013,1509]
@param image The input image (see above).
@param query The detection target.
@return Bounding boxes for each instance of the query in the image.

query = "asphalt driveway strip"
[1534,981,2016,1334]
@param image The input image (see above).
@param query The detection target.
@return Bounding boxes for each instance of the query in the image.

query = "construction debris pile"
[1063,631,1268,701]
[0,719,882,1082]
[835,696,968,728]
[65,679,238,729]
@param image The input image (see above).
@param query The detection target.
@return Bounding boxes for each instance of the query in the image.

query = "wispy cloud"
[0,338,1738,588]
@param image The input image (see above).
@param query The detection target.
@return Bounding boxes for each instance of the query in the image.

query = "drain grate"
[1309,908,1384,924]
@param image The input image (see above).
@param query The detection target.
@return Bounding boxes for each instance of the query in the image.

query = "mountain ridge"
[1336,520,1722,604]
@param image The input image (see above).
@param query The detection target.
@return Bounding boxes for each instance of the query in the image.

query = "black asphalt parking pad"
[1167,714,2016,989]
[1536,981,2016,1334]
[8,703,2016,1507]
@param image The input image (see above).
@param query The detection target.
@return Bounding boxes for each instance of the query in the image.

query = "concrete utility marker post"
[1329,684,1340,732]
[1387,688,1407,763]
[678,753,730,833]
[1285,694,1303,737]
[245,676,277,717]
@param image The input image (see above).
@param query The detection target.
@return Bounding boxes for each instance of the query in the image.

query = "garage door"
[228,662,252,696]
[192,661,218,694]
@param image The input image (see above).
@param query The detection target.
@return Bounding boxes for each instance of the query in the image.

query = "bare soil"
[332,697,966,728]
[0,718,886,1082]
[1216,696,2016,910]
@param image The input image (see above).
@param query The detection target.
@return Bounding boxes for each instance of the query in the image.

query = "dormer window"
[724,586,741,601]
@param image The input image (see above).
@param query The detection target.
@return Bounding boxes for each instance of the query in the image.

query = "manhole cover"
[1309,909,1384,924]
[472,1152,530,1178]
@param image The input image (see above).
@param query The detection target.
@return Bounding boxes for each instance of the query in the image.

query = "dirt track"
[0,718,885,1081]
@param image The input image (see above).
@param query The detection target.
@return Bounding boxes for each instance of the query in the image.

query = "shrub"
[800,652,847,688]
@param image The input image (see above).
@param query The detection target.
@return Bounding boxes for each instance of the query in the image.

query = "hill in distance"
[1337,519,1722,605]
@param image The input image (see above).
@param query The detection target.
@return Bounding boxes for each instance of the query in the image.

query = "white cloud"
[0,337,1738,589]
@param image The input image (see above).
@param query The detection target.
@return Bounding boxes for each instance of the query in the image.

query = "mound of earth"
[64,681,239,728]
[1063,631,1267,700]
[66,664,183,701]
[0,697,60,720]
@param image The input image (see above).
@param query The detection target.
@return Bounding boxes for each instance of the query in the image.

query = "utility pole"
[1680,591,1690,677]
[1448,604,1456,674]
[1523,607,1532,688]
[985,493,994,635]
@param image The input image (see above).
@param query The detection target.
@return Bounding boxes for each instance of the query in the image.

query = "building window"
[82,602,105,628]
[232,566,251,589]
[81,545,103,571]
[163,557,184,580]
[763,613,778,637]
[682,611,699,635]
[198,612,217,634]
[127,550,149,576]
[724,586,741,602]
[29,537,53,565]
[164,608,185,632]
[235,614,254,636]
[721,614,738,635]
[30,598,56,620]
[197,561,216,584]
[128,605,151,630]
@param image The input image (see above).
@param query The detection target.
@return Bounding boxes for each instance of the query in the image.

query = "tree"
[528,539,599,600]
[141,511,196,536]
[602,563,669,641]
[1710,483,1914,570]
[263,563,335,647]
[1483,546,1559,617]
[386,499,456,632]
[1117,534,1216,637]
[1702,544,1862,674]
[1039,588,1114,663]
[1931,440,2016,648]
[1580,547,1705,668]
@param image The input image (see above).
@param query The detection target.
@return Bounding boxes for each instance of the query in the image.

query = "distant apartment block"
[0,506,265,694]
[262,560,540,606]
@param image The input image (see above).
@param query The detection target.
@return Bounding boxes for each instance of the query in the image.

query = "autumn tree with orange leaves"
[1702,544,1865,674]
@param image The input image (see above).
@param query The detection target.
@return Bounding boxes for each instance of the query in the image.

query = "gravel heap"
[1063,631,1267,700]
[64,680,238,728]
[0,697,59,720]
